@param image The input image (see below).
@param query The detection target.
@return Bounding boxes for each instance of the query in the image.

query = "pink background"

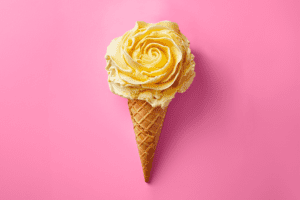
[0,0,299,199]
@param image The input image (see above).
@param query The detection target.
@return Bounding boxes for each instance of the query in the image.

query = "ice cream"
[105,21,195,108]
[105,21,195,182]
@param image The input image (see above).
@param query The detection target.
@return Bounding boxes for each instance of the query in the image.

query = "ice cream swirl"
[105,21,195,108]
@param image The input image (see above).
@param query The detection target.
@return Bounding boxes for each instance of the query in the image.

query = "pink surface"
[0,0,299,199]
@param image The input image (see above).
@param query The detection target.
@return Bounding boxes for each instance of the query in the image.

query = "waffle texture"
[128,99,168,182]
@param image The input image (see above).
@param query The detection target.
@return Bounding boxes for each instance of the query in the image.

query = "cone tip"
[144,176,150,183]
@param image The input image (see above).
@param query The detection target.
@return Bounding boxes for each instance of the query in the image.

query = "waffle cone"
[128,99,168,182]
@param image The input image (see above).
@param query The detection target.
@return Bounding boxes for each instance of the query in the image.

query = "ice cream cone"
[128,99,168,182]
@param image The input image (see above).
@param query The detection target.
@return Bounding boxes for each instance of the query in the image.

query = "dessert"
[105,21,195,182]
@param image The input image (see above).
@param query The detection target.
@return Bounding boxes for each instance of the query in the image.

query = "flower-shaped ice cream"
[105,21,195,108]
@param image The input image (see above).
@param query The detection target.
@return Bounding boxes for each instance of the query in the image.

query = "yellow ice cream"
[105,21,195,108]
